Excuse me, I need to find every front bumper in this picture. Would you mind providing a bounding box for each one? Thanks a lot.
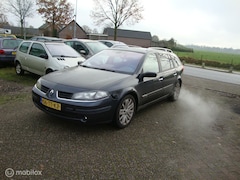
[32,87,117,124]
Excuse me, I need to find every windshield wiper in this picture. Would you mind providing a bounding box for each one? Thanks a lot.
[94,67,116,72]
[80,65,115,72]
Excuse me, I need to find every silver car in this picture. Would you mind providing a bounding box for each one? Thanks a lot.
[64,39,108,59]
[14,40,85,76]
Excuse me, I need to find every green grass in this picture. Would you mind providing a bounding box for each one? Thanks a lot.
[175,50,240,65]
[0,93,30,105]
[0,67,38,86]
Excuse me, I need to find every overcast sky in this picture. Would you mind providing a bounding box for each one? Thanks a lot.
[7,0,240,49]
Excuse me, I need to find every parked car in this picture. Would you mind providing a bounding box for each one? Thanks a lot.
[32,47,184,128]
[14,40,85,76]
[0,37,22,65]
[30,36,63,42]
[64,39,109,59]
[98,40,127,48]
[0,34,17,38]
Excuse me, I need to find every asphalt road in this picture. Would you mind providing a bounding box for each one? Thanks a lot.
[1,74,240,179]
[184,66,240,85]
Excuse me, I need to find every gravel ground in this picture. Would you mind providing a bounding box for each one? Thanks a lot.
[0,74,240,180]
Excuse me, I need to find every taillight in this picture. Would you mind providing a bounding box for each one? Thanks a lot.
[0,49,5,54]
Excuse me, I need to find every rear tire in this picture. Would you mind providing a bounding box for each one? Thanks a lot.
[15,62,24,75]
[169,80,181,101]
[114,95,136,129]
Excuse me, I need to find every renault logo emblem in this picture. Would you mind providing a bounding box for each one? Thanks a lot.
[47,89,54,97]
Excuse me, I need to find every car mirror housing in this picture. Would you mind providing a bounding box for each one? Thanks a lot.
[80,50,87,55]
[138,72,157,82]
[39,54,48,59]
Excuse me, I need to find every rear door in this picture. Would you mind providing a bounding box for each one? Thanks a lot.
[157,53,177,95]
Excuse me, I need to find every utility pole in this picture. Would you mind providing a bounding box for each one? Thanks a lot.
[73,0,78,38]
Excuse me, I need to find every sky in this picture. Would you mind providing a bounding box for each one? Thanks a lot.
[5,0,240,49]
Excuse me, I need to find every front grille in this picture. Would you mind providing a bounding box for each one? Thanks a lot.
[58,91,73,99]
[41,85,50,93]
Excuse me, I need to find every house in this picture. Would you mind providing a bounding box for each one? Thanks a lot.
[103,28,152,47]
[2,25,40,39]
[58,20,87,39]
[39,22,65,37]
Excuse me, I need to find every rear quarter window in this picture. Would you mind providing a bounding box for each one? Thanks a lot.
[19,42,31,53]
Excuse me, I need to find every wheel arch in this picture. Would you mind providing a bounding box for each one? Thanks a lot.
[118,88,139,111]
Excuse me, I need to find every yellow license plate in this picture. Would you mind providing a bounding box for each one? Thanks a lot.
[12,51,16,55]
[41,98,61,111]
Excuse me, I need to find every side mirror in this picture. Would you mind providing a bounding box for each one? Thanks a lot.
[80,50,87,55]
[39,54,48,59]
[138,72,157,82]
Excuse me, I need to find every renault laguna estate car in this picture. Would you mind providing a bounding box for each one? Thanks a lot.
[32,48,183,128]
[14,40,85,76]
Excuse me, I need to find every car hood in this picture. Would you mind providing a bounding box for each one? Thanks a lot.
[42,66,131,90]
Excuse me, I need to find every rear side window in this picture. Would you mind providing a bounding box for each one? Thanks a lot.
[159,57,173,71]
[19,42,31,53]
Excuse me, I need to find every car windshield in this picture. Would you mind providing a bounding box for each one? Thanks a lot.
[2,39,21,49]
[85,42,108,54]
[81,49,144,74]
[46,43,81,57]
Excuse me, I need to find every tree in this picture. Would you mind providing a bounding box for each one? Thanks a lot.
[152,35,159,42]
[92,28,98,34]
[37,0,74,37]
[7,0,35,38]
[0,1,8,27]
[168,38,176,48]
[82,25,92,34]
[91,0,143,40]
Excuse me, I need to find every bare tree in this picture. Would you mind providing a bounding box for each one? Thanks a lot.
[7,0,35,38]
[82,25,92,34]
[91,0,143,40]
[37,0,74,37]
[0,2,8,27]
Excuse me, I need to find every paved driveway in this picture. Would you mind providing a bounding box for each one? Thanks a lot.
[1,75,240,179]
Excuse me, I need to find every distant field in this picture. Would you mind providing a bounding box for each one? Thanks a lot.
[175,50,240,65]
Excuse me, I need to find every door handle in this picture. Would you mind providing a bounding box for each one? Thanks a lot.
[173,72,177,76]
[159,77,164,81]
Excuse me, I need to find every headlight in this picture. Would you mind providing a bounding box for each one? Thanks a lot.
[72,91,109,100]
[35,79,41,90]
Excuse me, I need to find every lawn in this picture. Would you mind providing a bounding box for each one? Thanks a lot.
[175,50,240,65]
[0,67,38,85]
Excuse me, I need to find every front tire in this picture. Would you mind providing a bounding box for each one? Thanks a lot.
[15,62,24,75]
[114,95,136,129]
